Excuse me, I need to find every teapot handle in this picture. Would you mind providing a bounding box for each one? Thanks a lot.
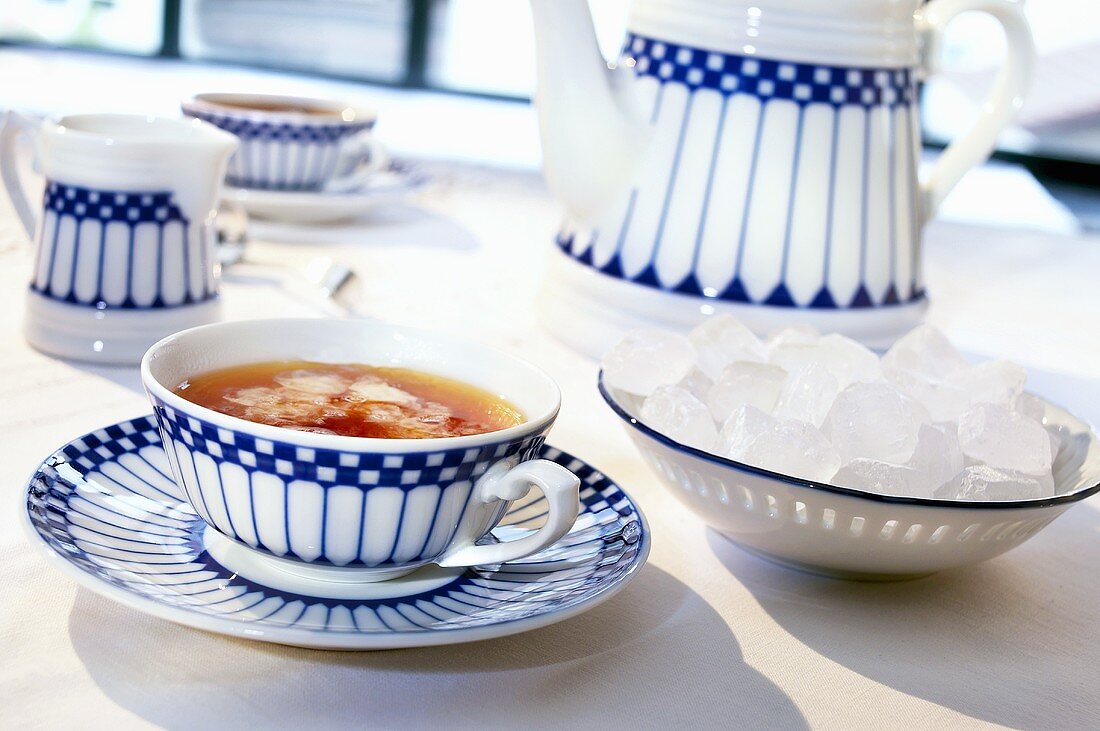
[0,111,42,240]
[915,0,1034,220]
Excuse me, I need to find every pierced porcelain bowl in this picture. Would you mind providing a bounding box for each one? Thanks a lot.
[600,375,1100,580]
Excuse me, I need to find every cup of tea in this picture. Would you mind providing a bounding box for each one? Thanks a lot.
[182,93,387,192]
[0,112,236,364]
[140,318,583,582]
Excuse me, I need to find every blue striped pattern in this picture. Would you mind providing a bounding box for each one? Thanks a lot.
[148,399,549,567]
[24,416,645,640]
[29,180,216,309]
[555,33,924,310]
[184,107,374,191]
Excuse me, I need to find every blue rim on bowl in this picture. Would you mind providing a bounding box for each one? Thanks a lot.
[598,371,1100,511]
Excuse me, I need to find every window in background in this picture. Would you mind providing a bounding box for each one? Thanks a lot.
[426,0,629,97]
[0,0,165,55]
[179,0,411,83]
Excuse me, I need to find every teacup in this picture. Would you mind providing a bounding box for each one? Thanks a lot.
[182,93,386,192]
[140,318,582,582]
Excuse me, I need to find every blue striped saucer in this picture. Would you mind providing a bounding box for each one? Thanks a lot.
[22,415,649,650]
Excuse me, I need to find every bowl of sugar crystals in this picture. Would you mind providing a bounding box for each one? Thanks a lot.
[598,317,1100,580]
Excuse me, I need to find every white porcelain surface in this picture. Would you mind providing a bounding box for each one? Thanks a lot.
[539,250,927,358]
[23,288,222,365]
[602,377,1100,579]
[530,0,1033,346]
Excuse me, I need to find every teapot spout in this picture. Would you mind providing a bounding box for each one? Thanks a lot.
[529,0,646,225]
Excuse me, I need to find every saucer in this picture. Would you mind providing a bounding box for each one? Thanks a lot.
[23,416,648,649]
[221,163,429,224]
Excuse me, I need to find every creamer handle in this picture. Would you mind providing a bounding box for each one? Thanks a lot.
[0,111,41,239]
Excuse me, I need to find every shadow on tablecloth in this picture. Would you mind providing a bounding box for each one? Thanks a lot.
[67,564,807,729]
[709,499,1100,729]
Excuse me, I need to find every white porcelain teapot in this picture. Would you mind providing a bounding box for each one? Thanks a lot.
[531,0,1034,353]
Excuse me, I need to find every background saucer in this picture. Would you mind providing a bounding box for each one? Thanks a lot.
[23,415,649,650]
[222,163,429,224]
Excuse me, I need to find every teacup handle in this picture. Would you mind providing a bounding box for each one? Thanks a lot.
[438,459,581,568]
[0,111,42,240]
[915,0,1034,220]
[324,132,390,194]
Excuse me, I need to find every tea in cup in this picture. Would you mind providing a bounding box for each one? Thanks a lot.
[141,318,582,582]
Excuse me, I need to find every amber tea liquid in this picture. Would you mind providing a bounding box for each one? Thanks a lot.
[174,360,524,439]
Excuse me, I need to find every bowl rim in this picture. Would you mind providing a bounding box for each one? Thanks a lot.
[598,372,1100,511]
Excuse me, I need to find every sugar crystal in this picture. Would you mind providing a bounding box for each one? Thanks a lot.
[706,361,787,422]
[957,403,1052,476]
[773,363,840,427]
[831,458,937,498]
[641,385,717,451]
[602,329,696,395]
[688,315,768,380]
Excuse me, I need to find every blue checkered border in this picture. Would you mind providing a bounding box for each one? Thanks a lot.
[623,33,915,107]
[186,109,374,144]
[42,182,187,225]
[59,416,162,469]
[146,400,549,489]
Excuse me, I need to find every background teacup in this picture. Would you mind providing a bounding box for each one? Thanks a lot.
[182,93,387,192]
[140,318,583,582]
[0,112,236,364]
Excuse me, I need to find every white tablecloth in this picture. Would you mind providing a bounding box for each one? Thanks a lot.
[2,158,1100,731]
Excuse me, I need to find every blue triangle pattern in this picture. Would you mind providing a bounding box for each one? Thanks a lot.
[849,285,874,308]
[575,243,593,266]
[719,278,751,303]
[764,283,796,307]
[883,284,899,305]
[634,264,662,288]
[601,254,624,278]
[673,274,703,295]
[809,287,836,309]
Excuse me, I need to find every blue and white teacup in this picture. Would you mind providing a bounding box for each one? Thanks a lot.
[140,318,582,582]
[182,93,387,192]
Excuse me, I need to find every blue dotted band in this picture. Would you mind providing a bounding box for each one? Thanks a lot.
[186,109,374,144]
[623,34,915,107]
[42,182,186,224]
